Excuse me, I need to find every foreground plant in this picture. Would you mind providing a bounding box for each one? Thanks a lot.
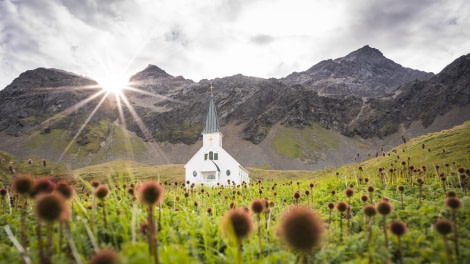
[434,219,454,263]
[250,199,265,246]
[389,220,407,264]
[34,192,66,264]
[445,197,462,258]
[222,208,253,264]
[277,206,324,264]
[90,248,120,264]
[377,200,393,248]
[138,181,164,264]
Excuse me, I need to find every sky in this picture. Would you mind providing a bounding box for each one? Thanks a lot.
[0,0,469,90]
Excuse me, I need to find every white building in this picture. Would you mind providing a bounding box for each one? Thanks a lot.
[184,86,250,187]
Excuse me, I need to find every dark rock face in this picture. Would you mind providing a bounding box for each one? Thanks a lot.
[0,47,468,153]
[283,46,434,97]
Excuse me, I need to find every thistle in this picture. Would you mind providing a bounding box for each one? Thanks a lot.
[34,192,66,264]
[336,201,348,240]
[250,199,265,247]
[389,221,407,264]
[327,202,334,224]
[363,204,376,244]
[138,181,164,264]
[377,200,393,248]
[434,219,453,262]
[397,185,405,210]
[277,206,324,264]
[0,188,7,214]
[90,248,120,264]
[222,208,253,263]
[445,197,462,257]
[367,185,375,203]
[95,185,109,229]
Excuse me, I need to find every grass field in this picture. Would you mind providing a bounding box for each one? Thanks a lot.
[0,121,469,263]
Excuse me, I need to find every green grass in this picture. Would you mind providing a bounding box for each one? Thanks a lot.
[0,121,469,263]
[273,123,341,161]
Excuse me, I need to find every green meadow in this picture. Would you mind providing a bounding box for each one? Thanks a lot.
[0,121,469,263]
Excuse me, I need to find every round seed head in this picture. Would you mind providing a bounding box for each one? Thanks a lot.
[330,190,336,195]
[250,199,265,214]
[277,206,324,252]
[336,201,348,213]
[34,192,65,223]
[127,187,134,196]
[0,188,7,197]
[31,177,56,198]
[90,179,101,188]
[55,181,74,200]
[417,178,424,185]
[363,204,377,217]
[137,181,164,206]
[344,188,354,198]
[434,219,453,236]
[446,190,457,198]
[94,185,109,200]
[397,185,405,192]
[90,249,119,264]
[389,221,407,236]
[293,191,300,200]
[367,186,375,193]
[222,208,253,241]
[13,174,34,195]
[377,201,393,216]
[457,167,466,174]
[327,202,335,210]
[445,197,462,210]
[360,194,369,202]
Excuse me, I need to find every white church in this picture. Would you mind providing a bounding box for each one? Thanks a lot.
[184,85,250,187]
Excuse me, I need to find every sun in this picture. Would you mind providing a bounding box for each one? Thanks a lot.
[96,73,129,94]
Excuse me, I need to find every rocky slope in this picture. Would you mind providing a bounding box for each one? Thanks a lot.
[0,46,468,169]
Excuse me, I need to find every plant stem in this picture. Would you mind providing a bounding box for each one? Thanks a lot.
[451,210,459,257]
[382,216,388,248]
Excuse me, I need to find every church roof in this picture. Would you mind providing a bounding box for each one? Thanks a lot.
[202,93,221,133]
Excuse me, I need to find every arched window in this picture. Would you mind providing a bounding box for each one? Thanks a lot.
[214,153,218,160]
[209,151,214,160]
[204,154,208,160]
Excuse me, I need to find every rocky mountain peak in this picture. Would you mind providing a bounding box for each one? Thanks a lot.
[283,45,434,97]
[129,64,172,81]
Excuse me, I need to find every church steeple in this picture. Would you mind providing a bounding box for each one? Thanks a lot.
[202,84,221,133]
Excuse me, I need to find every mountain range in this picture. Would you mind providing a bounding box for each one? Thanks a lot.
[0,45,469,170]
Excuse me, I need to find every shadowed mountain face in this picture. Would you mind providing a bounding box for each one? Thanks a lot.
[0,46,468,169]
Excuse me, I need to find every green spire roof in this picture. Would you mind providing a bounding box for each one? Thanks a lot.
[202,94,220,133]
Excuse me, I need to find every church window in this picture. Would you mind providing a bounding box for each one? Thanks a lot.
[193,171,197,177]
[204,154,208,160]
[214,153,218,160]
[209,151,214,160]
[226,169,231,176]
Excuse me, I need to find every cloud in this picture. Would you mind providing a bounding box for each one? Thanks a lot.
[0,0,469,89]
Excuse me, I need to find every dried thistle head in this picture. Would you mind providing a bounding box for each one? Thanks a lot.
[277,206,324,252]
[90,249,120,264]
[13,174,34,196]
[222,208,253,241]
[94,185,109,200]
[250,199,265,215]
[377,200,393,216]
[34,192,66,223]
[55,181,74,200]
[445,197,462,210]
[137,181,164,206]
[336,201,348,213]
[389,221,407,236]
[344,188,354,198]
[31,177,56,198]
[434,219,452,236]
[363,204,377,217]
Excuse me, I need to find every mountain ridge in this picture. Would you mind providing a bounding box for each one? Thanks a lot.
[0,46,468,170]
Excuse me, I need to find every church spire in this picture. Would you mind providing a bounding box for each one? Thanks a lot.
[202,84,220,133]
